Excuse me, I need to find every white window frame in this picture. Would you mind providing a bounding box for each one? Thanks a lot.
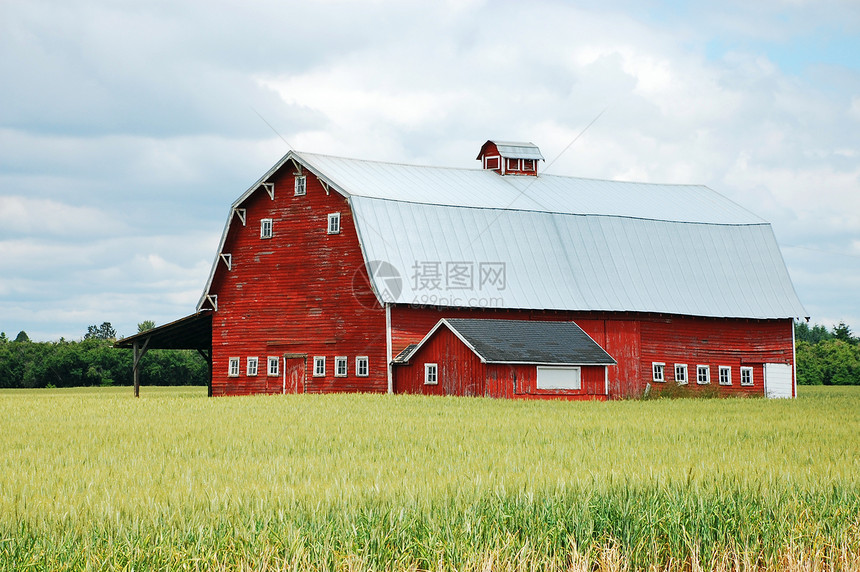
[484,155,500,170]
[294,176,306,196]
[536,366,582,390]
[313,356,326,377]
[719,366,732,386]
[356,356,369,377]
[268,356,279,377]
[697,365,710,385]
[327,212,341,234]
[522,159,535,172]
[228,357,240,377]
[740,366,754,386]
[507,158,521,171]
[247,356,259,377]
[260,218,273,239]
[652,362,665,383]
[424,363,438,385]
[675,364,688,385]
[334,356,347,377]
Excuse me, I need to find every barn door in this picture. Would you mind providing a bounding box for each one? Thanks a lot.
[764,363,793,399]
[283,355,305,394]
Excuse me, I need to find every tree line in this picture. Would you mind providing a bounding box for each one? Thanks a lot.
[0,320,856,389]
[0,322,207,388]
[795,321,860,385]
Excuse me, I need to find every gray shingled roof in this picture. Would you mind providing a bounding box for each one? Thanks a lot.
[426,318,616,365]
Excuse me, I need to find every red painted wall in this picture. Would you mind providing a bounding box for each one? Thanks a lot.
[389,305,794,398]
[207,167,388,396]
[394,325,607,400]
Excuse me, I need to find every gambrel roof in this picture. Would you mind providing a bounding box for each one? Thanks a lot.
[199,150,807,320]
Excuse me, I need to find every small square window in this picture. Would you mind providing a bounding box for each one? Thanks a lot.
[424,363,438,385]
[740,367,754,386]
[675,364,688,385]
[228,357,240,377]
[294,176,306,196]
[485,156,500,170]
[268,356,279,377]
[313,356,326,377]
[247,357,259,377]
[719,366,732,385]
[652,362,665,383]
[327,213,341,234]
[356,356,369,377]
[522,159,535,171]
[334,356,347,377]
[697,365,710,385]
[260,218,273,239]
[507,158,521,171]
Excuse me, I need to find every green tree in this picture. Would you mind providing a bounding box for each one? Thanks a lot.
[0,332,7,344]
[14,331,29,343]
[832,321,856,344]
[137,320,156,333]
[84,322,116,341]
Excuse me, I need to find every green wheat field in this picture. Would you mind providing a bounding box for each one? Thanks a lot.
[0,386,857,571]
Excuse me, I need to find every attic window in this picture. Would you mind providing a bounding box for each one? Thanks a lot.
[522,159,535,171]
[485,156,500,170]
[507,158,521,171]
[260,218,273,239]
[327,213,341,234]
[295,176,306,196]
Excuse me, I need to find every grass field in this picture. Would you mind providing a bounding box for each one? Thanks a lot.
[0,386,857,570]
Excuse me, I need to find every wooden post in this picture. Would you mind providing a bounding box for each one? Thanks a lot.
[197,348,213,397]
[133,337,150,398]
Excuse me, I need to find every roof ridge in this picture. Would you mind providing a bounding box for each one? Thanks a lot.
[350,195,771,227]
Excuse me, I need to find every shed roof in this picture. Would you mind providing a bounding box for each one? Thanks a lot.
[405,318,616,365]
[198,150,807,320]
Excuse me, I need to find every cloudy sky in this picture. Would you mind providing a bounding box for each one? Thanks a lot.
[1,0,858,341]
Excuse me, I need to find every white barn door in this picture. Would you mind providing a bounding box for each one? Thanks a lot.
[764,363,793,399]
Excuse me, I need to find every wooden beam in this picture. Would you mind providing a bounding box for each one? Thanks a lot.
[197,348,213,397]
[132,336,151,398]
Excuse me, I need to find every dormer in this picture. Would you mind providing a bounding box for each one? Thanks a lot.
[476,140,545,176]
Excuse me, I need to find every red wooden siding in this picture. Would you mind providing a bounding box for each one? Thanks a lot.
[390,305,794,398]
[207,167,387,396]
[639,316,794,397]
[394,325,607,400]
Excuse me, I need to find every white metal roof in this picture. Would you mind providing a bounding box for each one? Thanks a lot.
[480,141,546,161]
[198,150,806,319]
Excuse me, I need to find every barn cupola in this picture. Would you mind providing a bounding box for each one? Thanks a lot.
[476,140,545,176]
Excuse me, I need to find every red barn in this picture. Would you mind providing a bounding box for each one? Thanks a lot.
[394,318,616,399]
[117,140,807,399]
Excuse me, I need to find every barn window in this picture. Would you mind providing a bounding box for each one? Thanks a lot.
[228,357,240,377]
[260,218,273,239]
[294,176,306,196]
[247,357,259,377]
[356,356,369,377]
[484,156,500,170]
[313,356,326,377]
[697,365,710,385]
[522,159,535,171]
[719,366,732,385]
[507,158,521,171]
[536,366,581,390]
[334,356,347,377]
[424,363,438,385]
[675,364,688,385]
[268,356,279,377]
[652,362,665,382]
[327,213,341,234]
[740,367,754,386]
